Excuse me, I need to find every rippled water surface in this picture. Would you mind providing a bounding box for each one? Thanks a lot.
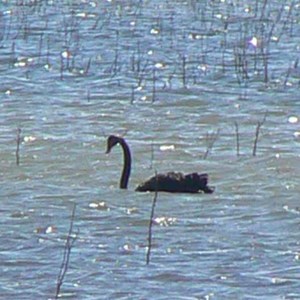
[0,1,300,299]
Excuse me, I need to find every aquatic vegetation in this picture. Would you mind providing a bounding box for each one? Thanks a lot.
[0,2,299,299]
[0,0,299,98]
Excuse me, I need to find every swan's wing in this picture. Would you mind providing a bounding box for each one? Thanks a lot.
[136,172,214,193]
[135,173,179,192]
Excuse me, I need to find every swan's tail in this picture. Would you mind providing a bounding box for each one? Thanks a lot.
[193,173,214,194]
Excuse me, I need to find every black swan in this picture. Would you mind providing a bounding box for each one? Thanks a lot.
[106,135,214,194]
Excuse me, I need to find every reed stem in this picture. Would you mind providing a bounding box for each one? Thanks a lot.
[16,128,22,166]
[253,112,267,156]
[55,203,78,299]
[146,171,158,265]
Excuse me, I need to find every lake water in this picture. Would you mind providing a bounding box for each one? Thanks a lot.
[0,1,300,299]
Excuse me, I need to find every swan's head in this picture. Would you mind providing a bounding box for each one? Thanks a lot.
[106,135,122,154]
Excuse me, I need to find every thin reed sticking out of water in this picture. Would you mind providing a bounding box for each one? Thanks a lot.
[146,171,158,265]
[131,85,135,104]
[182,54,187,88]
[253,112,267,156]
[152,67,157,103]
[55,203,78,299]
[234,122,240,157]
[149,141,154,169]
[203,129,220,159]
[16,128,21,166]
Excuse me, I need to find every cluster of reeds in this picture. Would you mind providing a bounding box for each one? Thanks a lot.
[1,1,298,102]
[4,1,294,297]
[234,112,268,157]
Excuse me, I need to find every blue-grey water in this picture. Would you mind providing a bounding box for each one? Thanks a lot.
[0,1,300,299]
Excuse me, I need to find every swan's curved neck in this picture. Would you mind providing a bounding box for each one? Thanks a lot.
[119,138,131,189]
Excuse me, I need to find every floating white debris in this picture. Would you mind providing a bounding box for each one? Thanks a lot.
[198,64,207,71]
[154,216,177,226]
[271,277,287,284]
[14,61,27,67]
[288,116,298,124]
[148,50,153,55]
[188,33,201,40]
[76,12,87,18]
[271,36,279,42]
[45,226,55,234]
[159,145,175,151]
[150,28,160,35]
[155,62,165,69]
[24,136,36,143]
[294,131,300,138]
[271,278,278,284]
[44,64,51,70]
[123,244,131,251]
[204,293,214,300]
[3,10,12,15]
[89,201,109,210]
[61,50,70,58]
[5,89,11,95]
[248,36,258,48]
[126,207,138,214]
[35,225,56,234]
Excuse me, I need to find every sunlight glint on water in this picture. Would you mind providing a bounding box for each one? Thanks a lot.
[0,1,299,299]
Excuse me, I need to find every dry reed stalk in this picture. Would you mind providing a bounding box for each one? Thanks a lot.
[182,54,187,88]
[131,85,135,104]
[203,129,220,159]
[234,122,240,157]
[55,203,78,299]
[146,171,158,265]
[252,112,267,156]
[16,128,22,166]
[152,67,156,103]
[149,141,154,169]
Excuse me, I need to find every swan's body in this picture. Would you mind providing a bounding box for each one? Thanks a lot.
[106,135,214,194]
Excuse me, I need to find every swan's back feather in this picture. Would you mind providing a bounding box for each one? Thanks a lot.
[135,172,214,193]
